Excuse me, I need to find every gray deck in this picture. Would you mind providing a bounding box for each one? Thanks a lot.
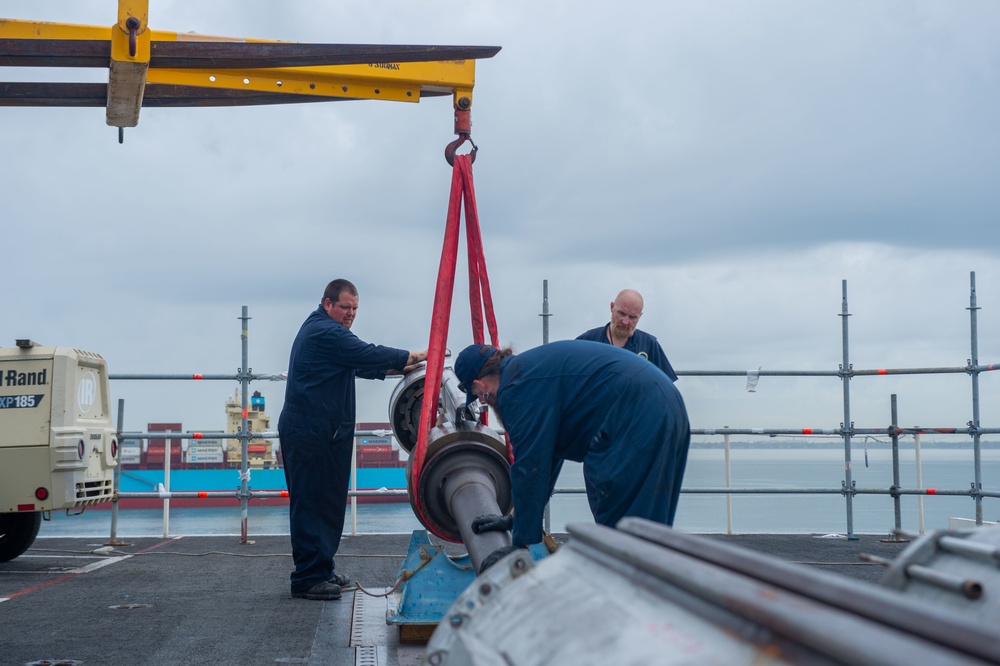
[0,531,913,666]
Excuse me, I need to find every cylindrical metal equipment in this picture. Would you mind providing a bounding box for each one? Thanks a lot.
[881,526,1000,621]
[388,366,429,455]
[443,466,513,567]
[427,520,1000,666]
[389,365,513,570]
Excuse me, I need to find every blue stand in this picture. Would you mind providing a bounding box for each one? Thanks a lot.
[386,529,549,642]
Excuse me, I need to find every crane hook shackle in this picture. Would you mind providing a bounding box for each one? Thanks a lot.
[445,105,477,166]
[126,17,141,58]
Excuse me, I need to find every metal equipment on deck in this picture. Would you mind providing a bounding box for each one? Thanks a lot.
[880,525,1000,623]
[427,519,1000,666]
[385,365,527,640]
[389,365,512,568]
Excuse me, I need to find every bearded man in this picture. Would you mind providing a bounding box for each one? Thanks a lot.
[576,288,677,382]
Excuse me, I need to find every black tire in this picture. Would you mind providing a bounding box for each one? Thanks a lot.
[0,512,42,562]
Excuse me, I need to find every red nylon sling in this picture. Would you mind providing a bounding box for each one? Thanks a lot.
[407,153,502,534]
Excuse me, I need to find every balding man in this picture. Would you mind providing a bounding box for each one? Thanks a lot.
[576,289,678,382]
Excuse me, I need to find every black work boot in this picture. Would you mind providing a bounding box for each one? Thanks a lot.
[292,581,342,600]
[328,571,351,587]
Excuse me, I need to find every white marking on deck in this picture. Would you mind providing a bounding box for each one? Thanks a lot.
[69,555,131,574]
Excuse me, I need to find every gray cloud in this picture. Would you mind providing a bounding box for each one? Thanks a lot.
[2,1,999,441]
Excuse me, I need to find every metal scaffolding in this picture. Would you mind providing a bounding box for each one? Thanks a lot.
[663,271,996,539]
[106,272,997,541]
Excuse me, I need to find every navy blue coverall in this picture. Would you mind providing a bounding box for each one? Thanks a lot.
[495,340,690,547]
[576,324,678,382]
[278,306,409,594]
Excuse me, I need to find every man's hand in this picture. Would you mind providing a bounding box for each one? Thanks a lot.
[472,514,513,534]
[402,349,428,373]
[479,544,524,574]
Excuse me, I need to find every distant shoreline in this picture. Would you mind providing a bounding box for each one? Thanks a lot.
[691,440,1000,449]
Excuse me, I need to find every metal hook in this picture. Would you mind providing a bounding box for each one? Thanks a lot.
[445,135,478,166]
[126,17,141,58]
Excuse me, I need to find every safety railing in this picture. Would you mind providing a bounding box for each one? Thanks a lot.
[106,273,997,541]
[673,272,997,539]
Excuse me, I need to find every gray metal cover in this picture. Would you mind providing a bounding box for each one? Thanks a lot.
[425,521,996,666]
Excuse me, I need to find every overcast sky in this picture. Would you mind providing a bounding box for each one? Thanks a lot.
[2,1,999,446]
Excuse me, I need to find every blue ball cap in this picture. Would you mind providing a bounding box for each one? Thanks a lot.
[454,344,498,404]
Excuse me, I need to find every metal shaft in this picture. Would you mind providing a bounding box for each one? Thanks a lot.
[389,366,513,566]
[443,467,512,571]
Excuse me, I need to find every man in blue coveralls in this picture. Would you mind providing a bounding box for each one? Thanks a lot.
[576,288,678,382]
[454,341,690,572]
[279,279,427,600]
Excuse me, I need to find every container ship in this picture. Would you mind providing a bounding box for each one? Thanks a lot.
[112,390,407,508]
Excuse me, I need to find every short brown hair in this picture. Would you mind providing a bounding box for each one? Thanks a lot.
[322,279,358,304]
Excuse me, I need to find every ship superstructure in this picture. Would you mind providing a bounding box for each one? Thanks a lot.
[225,389,274,469]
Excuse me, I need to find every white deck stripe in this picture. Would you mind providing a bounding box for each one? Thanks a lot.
[69,555,132,574]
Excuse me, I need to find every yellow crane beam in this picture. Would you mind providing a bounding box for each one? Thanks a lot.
[108,1,150,127]
[0,1,499,133]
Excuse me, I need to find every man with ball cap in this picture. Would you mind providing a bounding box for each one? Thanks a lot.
[453,340,690,571]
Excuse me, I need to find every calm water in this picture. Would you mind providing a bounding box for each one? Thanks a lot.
[38,448,1000,538]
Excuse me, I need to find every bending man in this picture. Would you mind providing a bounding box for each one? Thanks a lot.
[454,340,690,567]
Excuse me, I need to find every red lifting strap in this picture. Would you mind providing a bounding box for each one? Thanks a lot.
[408,154,500,529]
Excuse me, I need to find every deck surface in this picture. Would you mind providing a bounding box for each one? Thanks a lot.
[0,531,915,665]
